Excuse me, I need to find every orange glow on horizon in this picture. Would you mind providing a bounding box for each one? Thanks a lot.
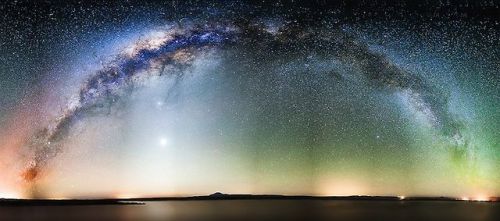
[317,179,368,196]
[113,193,141,199]
[472,195,490,202]
[0,190,22,199]
[460,194,492,202]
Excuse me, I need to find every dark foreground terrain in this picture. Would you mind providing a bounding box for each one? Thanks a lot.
[1,195,499,221]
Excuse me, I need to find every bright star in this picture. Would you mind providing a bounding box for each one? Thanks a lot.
[159,137,169,147]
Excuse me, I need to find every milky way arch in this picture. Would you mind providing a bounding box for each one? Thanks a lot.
[22,21,467,191]
[23,23,239,183]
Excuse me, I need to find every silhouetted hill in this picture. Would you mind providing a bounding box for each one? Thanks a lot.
[1,193,497,206]
[0,198,143,206]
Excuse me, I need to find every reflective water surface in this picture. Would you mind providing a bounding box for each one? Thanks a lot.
[1,200,499,221]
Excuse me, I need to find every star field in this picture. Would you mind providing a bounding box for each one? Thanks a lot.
[0,0,498,199]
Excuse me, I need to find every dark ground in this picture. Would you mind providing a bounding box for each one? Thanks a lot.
[1,195,498,221]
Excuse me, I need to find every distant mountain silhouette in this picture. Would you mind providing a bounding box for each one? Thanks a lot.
[1,193,498,206]
[209,192,225,197]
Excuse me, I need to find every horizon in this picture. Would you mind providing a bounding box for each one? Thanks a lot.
[1,192,498,202]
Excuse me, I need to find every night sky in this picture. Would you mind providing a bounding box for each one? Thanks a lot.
[0,0,498,199]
